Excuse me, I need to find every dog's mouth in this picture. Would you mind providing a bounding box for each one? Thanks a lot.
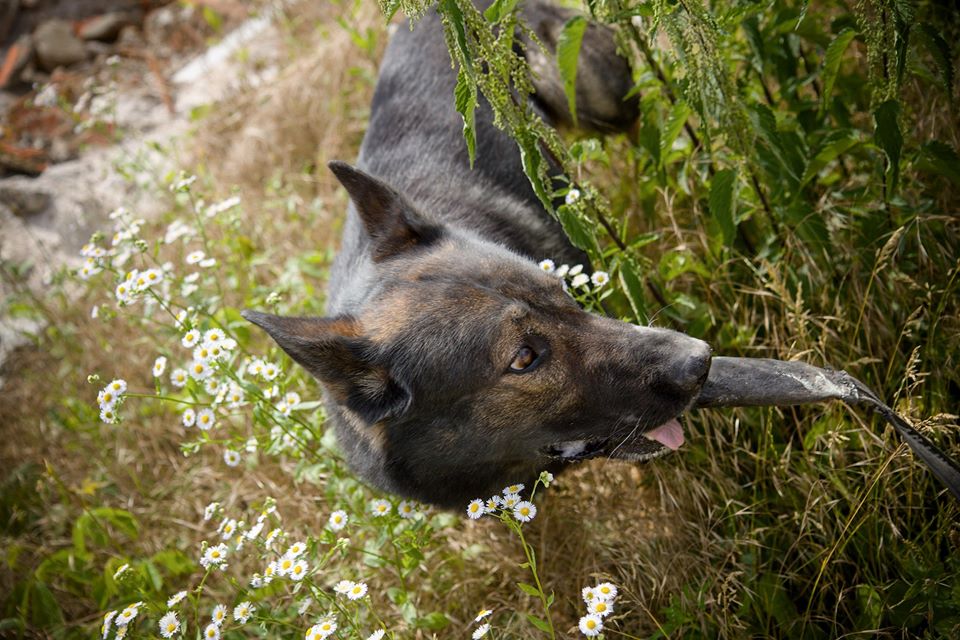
[544,417,685,462]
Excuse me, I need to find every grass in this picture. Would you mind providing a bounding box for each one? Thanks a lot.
[1,0,959,638]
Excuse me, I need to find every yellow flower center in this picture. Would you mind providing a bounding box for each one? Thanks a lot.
[587,620,597,629]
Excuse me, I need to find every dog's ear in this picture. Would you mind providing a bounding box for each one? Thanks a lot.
[328,161,442,261]
[241,310,410,424]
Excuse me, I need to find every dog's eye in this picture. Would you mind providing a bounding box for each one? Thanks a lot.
[509,346,538,372]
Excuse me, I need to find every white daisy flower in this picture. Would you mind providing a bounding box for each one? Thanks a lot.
[225,385,245,408]
[571,273,590,288]
[201,543,228,568]
[97,388,118,408]
[466,499,485,520]
[204,378,222,396]
[538,258,556,273]
[250,573,263,588]
[116,605,138,626]
[246,520,265,540]
[203,502,219,521]
[203,622,220,640]
[153,356,167,377]
[222,337,238,351]
[199,257,217,268]
[398,501,417,518]
[333,579,354,595]
[233,601,253,623]
[170,368,188,388]
[276,400,292,416]
[347,581,368,600]
[590,271,610,288]
[588,599,614,617]
[287,541,306,557]
[113,563,130,580]
[223,449,241,467]
[370,499,391,517]
[582,586,598,604]
[569,264,584,276]
[307,619,337,639]
[503,484,524,495]
[196,408,215,430]
[167,590,188,607]
[99,406,118,424]
[203,328,226,345]
[367,630,386,640]
[289,559,309,581]
[484,496,502,513]
[595,582,618,600]
[182,408,196,427]
[276,555,295,576]
[187,360,213,380]
[211,604,227,625]
[186,250,205,265]
[159,611,180,638]
[182,329,201,348]
[554,264,570,278]
[142,268,163,288]
[473,623,491,639]
[107,379,127,394]
[578,614,603,636]
[265,528,282,549]
[247,360,265,376]
[193,345,214,362]
[513,501,537,523]
[220,518,237,539]
[328,510,348,531]
[101,610,116,639]
[502,493,520,509]
[262,362,280,380]
[263,561,276,583]
[285,391,301,406]
[565,188,581,205]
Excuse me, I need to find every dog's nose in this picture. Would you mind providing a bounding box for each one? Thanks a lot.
[670,341,712,393]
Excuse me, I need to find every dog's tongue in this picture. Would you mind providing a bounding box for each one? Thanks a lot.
[644,418,684,450]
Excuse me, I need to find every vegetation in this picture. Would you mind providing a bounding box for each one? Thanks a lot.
[1,0,958,638]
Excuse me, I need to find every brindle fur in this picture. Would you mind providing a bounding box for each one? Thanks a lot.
[244,1,712,508]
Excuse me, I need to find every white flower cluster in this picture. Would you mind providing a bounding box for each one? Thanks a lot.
[333,579,369,600]
[578,582,619,636]
[101,601,143,640]
[538,259,610,292]
[472,608,493,638]
[97,378,126,423]
[466,484,537,523]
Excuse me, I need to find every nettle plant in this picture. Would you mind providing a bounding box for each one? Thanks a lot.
[75,174,621,639]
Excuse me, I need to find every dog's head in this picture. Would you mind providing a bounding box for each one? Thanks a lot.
[243,163,710,508]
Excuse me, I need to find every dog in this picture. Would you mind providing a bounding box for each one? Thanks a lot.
[243,1,712,509]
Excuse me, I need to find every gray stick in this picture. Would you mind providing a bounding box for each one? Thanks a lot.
[694,357,960,503]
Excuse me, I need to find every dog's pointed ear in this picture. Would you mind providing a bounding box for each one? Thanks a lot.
[328,161,442,261]
[241,310,410,424]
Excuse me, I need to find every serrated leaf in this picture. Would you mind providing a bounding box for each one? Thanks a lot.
[919,24,953,99]
[454,67,477,167]
[660,101,692,166]
[556,205,598,255]
[874,100,902,196]
[517,134,552,211]
[709,168,738,247]
[557,16,588,126]
[820,28,857,114]
[799,130,861,190]
[517,581,542,597]
[526,614,553,633]
[619,260,649,325]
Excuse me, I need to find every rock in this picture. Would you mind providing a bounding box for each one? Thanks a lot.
[0,34,33,89]
[0,182,52,217]
[34,19,87,72]
[78,12,138,43]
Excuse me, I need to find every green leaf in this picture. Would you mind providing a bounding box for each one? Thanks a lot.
[556,205,598,255]
[919,24,953,99]
[557,16,588,126]
[454,67,477,167]
[798,130,861,190]
[483,0,518,22]
[874,100,902,196]
[917,141,960,186]
[619,260,649,325]
[526,614,553,633]
[820,28,857,114]
[417,611,450,630]
[517,134,552,211]
[660,101,692,166]
[517,581,542,597]
[708,168,738,247]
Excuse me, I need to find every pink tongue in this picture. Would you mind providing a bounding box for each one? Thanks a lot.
[644,418,685,450]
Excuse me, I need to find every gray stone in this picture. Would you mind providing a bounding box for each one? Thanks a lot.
[34,19,87,72]
[0,182,52,217]
[78,12,137,43]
